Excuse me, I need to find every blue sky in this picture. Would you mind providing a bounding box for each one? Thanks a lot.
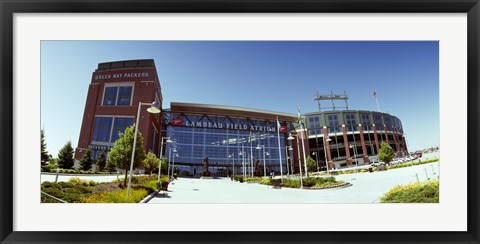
[41,41,439,157]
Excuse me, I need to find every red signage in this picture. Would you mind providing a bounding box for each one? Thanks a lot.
[280,126,287,133]
[171,118,183,126]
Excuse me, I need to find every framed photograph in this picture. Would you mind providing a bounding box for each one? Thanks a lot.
[1,0,479,243]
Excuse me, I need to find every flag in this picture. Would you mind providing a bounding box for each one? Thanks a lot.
[371,91,377,97]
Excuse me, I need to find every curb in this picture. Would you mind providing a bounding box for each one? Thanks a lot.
[140,189,160,203]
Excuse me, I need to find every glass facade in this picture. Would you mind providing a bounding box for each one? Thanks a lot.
[164,113,289,172]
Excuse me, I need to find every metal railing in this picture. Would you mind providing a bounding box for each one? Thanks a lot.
[41,191,67,203]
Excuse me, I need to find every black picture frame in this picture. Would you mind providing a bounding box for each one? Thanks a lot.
[1,1,479,244]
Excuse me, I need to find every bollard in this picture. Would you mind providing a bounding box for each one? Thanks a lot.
[424,168,429,180]
[415,173,419,183]
[431,164,436,175]
[55,168,60,183]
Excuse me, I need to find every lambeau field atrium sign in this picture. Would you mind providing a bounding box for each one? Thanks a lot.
[171,118,287,133]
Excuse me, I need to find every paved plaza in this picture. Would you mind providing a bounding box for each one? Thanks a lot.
[147,162,440,204]
[40,153,440,204]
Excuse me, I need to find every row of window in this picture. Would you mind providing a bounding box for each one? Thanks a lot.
[307,113,403,133]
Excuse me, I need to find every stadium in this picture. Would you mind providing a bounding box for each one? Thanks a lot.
[75,59,408,175]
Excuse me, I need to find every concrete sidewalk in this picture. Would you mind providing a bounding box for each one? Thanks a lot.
[147,162,439,204]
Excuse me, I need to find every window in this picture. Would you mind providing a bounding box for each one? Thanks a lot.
[361,114,371,131]
[327,114,340,133]
[111,117,134,142]
[149,125,158,152]
[117,86,133,105]
[373,115,383,130]
[384,115,392,131]
[345,113,356,131]
[103,87,117,106]
[92,117,113,142]
[103,85,133,106]
[92,117,134,143]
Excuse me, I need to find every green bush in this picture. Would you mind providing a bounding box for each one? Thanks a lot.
[82,188,148,203]
[141,180,159,192]
[282,178,301,188]
[380,179,439,203]
[234,175,244,182]
[41,181,94,203]
[387,158,439,170]
[260,177,271,185]
[68,177,98,187]
[245,177,262,183]
[41,163,57,172]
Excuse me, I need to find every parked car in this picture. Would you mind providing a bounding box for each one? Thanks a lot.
[370,161,387,170]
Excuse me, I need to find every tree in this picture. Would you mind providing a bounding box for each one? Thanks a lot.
[41,129,50,165]
[143,152,159,175]
[57,141,75,169]
[96,150,106,172]
[79,148,94,171]
[378,141,395,164]
[306,155,317,173]
[160,157,168,174]
[106,160,117,173]
[107,124,146,186]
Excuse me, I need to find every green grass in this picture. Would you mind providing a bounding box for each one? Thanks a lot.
[380,179,439,203]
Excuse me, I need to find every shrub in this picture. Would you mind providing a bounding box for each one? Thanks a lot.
[68,177,98,187]
[82,188,148,203]
[380,179,439,203]
[41,163,57,172]
[245,177,262,183]
[141,180,159,192]
[260,177,271,185]
[234,175,244,182]
[282,178,301,188]
[41,181,94,203]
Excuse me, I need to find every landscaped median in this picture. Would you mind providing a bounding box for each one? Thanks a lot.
[41,175,170,203]
[380,179,439,203]
[233,175,350,190]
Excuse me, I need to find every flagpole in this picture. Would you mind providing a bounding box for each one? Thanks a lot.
[250,131,254,177]
[373,91,380,112]
[276,116,284,183]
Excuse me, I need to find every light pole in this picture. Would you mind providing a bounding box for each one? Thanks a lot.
[288,133,303,188]
[256,144,267,177]
[322,129,332,174]
[168,147,177,178]
[312,151,320,173]
[299,121,308,178]
[228,153,235,178]
[285,146,292,175]
[350,144,358,170]
[157,137,172,182]
[239,151,245,179]
[287,146,293,175]
[172,153,179,178]
[403,134,410,157]
[127,101,160,197]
